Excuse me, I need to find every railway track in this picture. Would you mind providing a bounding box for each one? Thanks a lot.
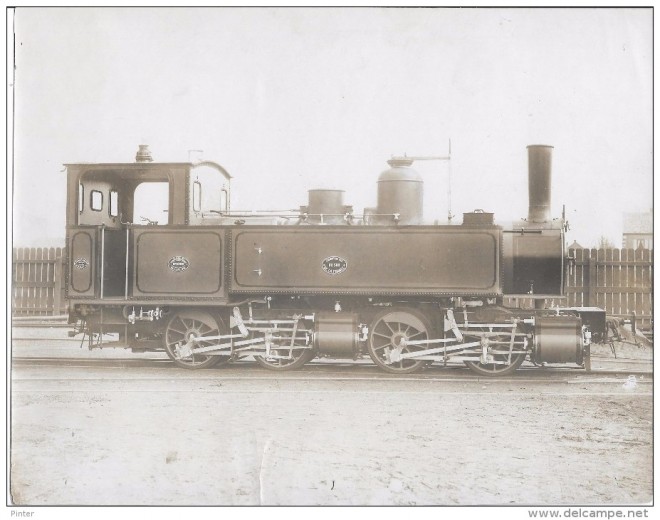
[11,328,653,381]
[10,355,653,382]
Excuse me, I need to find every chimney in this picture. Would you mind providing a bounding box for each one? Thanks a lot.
[135,145,153,163]
[527,145,553,223]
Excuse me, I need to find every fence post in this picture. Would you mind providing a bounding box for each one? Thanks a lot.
[586,251,597,307]
[53,253,62,315]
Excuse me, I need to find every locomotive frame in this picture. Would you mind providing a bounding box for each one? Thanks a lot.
[64,144,592,376]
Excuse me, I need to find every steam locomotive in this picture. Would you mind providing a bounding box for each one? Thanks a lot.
[65,144,591,376]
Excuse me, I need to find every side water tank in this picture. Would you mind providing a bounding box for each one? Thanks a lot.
[376,158,423,225]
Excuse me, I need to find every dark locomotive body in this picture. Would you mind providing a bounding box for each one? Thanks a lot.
[65,145,590,375]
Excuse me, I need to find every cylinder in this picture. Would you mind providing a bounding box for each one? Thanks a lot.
[527,145,553,223]
[534,316,583,364]
[314,312,358,358]
[306,189,346,224]
[376,158,423,225]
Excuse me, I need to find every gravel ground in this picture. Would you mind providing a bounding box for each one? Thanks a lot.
[9,364,653,506]
[9,326,654,506]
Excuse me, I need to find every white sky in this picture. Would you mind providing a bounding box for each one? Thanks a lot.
[11,7,652,247]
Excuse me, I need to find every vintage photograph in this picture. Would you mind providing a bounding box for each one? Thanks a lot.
[8,7,653,512]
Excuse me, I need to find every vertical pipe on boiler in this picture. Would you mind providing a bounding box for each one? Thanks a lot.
[125,228,130,298]
[100,226,105,298]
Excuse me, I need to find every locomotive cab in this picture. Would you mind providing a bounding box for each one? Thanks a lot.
[65,146,232,301]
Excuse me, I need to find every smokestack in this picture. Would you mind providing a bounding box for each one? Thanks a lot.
[527,144,553,223]
[135,145,153,163]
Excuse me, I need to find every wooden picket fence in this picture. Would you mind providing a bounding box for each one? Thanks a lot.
[12,247,66,317]
[567,248,653,328]
[11,247,654,327]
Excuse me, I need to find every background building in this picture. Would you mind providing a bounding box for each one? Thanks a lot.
[622,209,653,249]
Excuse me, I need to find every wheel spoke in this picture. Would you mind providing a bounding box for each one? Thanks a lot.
[180,318,192,329]
[200,324,213,335]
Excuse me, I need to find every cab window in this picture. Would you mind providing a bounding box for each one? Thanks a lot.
[192,181,202,212]
[109,190,119,217]
[78,184,84,213]
[90,190,103,211]
[133,182,169,225]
